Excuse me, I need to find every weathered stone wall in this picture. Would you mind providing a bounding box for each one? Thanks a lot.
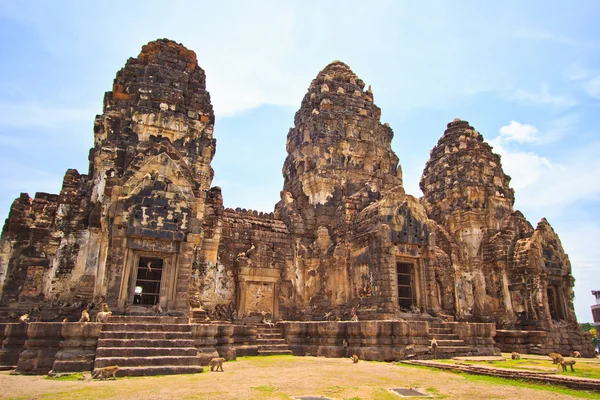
[279,321,497,360]
[495,328,596,357]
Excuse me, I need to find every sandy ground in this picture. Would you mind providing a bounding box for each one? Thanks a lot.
[0,356,595,400]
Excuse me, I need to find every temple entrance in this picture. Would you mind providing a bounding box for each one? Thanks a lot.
[396,262,414,310]
[133,257,163,306]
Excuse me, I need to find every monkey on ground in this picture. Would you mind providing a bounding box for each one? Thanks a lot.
[511,352,521,360]
[19,314,29,324]
[558,359,576,372]
[430,338,438,359]
[92,365,119,380]
[79,310,90,323]
[571,351,581,358]
[548,352,562,364]
[351,354,359,363]
[208,357,225,371]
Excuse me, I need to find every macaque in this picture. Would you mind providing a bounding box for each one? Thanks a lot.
[208,357,225,371]
[351,354,359,363]
[92,365,119,380]
[558,360,576,372]
[79,310,90,323]
[430,338,438,359]
[571,351,581,358]
[19,314,29,324]
[511,352,521,360]
[96,311,112,323]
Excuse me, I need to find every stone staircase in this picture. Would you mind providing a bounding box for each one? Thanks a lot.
[256,325,293,356]
[427,323,470,358]
[93,316,204,376]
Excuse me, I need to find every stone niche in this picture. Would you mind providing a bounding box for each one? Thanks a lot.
[236,266,280,319]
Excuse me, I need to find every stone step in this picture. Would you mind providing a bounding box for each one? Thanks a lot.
[257,344,292,351]
[256,332,284,339]
[256,349,293,356]
[429,328,453,334]
[108,316,189,324]
[428,333,459,340]
[96,347,198,358]
[94,356,201,368]
[256,325,280,330]
[97,338,197,348]
[100,331,192,340]
[101,323,191,332]
[256,338,287,345]
[430,346,470,353]
[115,365,204,377]
[435,340,466,347]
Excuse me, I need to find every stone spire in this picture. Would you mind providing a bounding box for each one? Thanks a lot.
[280,60,402,212]
[91,38,216,189]
[420,118,514,225]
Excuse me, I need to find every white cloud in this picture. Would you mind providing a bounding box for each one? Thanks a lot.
[497,120,539,143]
[583,75,600,99]
[511,84,577,108]
[0,101,97,129]
[489,138,552,190]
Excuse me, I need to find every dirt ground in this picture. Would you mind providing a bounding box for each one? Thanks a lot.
[0,355,596,400]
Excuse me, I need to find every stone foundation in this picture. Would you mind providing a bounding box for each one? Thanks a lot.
[495,328,596,357]
[279,320,498,361]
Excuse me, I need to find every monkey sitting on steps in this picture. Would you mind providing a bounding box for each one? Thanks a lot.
[208,357,225,371]
[19,314,29,324]
[79,310,90,323]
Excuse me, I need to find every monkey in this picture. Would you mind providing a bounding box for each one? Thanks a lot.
[62,318,69,323]
[351,354,359,363]
[152,304,162,314]
[511,352,521,360]
[548,352,563,364]
[430,338,438,359]
[96,311,112,323]
[102,303,110,312]
[571,351,581,358]
[79,310,90,323]
[558,359,576,372]
[19,314,29,324]
[92,365,120,380]
[208,357,225,372]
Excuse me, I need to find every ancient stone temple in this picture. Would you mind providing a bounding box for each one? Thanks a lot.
[0,39,595,369]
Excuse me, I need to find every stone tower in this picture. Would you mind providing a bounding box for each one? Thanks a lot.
[0,39,220,313]
[275,61,437,319]
[421,119,577,328]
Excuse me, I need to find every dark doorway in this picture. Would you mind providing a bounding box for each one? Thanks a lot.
[547,286,563,320]
[396,262,413,310]
[133,257,163,306]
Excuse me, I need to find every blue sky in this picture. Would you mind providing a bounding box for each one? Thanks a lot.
[0,1,598,321]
